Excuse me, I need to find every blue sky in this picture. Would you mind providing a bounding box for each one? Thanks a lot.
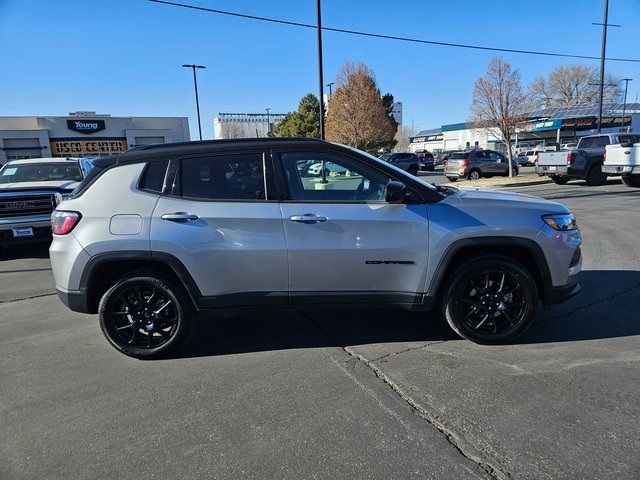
[1,0,639,139]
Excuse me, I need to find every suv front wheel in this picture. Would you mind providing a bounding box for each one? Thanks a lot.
[440,256,538,344]
[98,272,192,358]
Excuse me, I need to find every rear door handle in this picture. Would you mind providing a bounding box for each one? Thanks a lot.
[290,214,328,224]
[161,212,199,221]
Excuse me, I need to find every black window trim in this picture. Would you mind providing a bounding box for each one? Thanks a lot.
[137,158,172,195]
[164,149,278,203]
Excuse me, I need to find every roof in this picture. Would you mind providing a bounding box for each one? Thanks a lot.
[529,103,640,119]
[3,157,82,165]
[413,128,442,136]
[118,137,327,162]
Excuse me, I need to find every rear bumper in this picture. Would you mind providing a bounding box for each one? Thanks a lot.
[602,165,640,174]
[57,287,91,313]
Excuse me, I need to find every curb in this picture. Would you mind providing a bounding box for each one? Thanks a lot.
[454,178,552,189]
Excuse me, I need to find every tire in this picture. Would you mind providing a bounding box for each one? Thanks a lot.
[585,163,608,186]
[551,175,570,185]
[98,272,193,359]
[408,165,419,176]
[467,169,481,180]
[447,177,458,182]
[440,256,538,344]
[621,173,640,188]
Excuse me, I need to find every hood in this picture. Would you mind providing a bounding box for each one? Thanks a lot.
[451,188,567,211]
[0,180,79,192]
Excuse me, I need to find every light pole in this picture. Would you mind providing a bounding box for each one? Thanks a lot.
[265,108,271,136]
[620,78,633,132]
[316,0,325,141]
[182,64,206,140]
[592,0,620,133]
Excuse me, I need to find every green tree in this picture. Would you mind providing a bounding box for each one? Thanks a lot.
[272,94,320,138]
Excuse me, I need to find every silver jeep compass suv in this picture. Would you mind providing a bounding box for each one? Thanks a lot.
[50,138,582,358]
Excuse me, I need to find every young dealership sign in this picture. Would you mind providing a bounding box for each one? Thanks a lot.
[66,119,106,134]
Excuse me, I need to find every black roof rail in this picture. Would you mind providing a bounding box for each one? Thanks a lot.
[126,137,322,153]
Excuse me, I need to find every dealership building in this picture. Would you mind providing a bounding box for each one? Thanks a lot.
[409,103,640,154]
[0,112,190,164]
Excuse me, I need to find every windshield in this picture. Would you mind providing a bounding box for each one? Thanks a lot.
[0,162,83,184]
[342,145,437,190]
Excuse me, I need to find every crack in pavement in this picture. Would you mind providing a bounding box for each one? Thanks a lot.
[535,281,640,326]
[301,312,510,480]
[369,341,446,363]
[0,293,57,305]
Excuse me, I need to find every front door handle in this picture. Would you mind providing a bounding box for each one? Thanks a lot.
[161,212,199,221]
[290,214,328,224]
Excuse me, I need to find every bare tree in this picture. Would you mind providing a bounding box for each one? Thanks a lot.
[222,122,250,139]
[469,57,527,177]
[325,62,397,154]
[529,64,622,108]
[393,125,413,152]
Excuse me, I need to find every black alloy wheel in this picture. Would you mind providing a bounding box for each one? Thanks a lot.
[621,173,640,188]
[585,163,608,186]
[99,274,191,358]
[441,256,538,344]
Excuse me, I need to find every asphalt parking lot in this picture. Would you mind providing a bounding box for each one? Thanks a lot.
[1,179,639,480]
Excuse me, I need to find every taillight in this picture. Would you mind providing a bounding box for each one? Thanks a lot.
[443,160,448,168]
[51,210,81,235]
[603,149,607,163]
[567,152,576,165]
[460,160,470,168]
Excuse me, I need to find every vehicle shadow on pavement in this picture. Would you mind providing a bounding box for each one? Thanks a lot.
[172,270,640,359]
[0,243,50,261]
[173,308,457,359]
[519,269,640,344]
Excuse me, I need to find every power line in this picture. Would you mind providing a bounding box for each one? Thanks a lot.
[148,0,640,63]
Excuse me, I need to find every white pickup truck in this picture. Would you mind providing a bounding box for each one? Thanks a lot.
[535,133,640,186]
[603,141,640,187]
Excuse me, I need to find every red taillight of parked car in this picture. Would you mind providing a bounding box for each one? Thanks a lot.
[566,152,576,165]
[603,149,607,163]
[460,160,470,168]
[51,210,81,235]
[443,160,448,168]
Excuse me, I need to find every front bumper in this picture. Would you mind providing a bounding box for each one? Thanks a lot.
[544,281,581,305]
[602,165,640,174]
[0,216,52,243]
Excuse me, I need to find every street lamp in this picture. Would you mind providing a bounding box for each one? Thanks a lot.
[326,82,335,97]
[316,0,325,140]
[265,107,271,136]
[182,64,206,140]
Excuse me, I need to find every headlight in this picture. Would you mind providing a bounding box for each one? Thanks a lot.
[542,213,578,231]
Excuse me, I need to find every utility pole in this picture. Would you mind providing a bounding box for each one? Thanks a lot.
[182,64,206,140]
[592,0,620,133]
[316,0,325,140]
[265,107,271,136]
[620,78,632,132]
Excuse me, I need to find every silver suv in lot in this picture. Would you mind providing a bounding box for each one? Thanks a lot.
[51,139,582,358]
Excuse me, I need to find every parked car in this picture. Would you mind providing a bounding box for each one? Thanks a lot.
[380,152,422,175]
[535,134,640,185]
[414,150,436,171]
[50,138,581,358]
[444,150,519,181]
[307,161,349,177]
[603,140,640,187]
[0,157,93,244]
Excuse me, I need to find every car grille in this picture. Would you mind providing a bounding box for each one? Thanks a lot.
[0,194,56,218]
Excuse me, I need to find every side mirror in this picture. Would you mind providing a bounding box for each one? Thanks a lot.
[385,181,407,203]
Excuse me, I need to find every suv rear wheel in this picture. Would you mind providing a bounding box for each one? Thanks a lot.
[467,169,481,180]
[440,256,538,344]
[98,272,192,359]
[408,165,419,176]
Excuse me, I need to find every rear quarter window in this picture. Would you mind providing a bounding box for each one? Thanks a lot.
[139,160,170,193]
[449,152,470,160]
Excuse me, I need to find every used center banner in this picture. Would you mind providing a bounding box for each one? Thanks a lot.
[50,138,128,156]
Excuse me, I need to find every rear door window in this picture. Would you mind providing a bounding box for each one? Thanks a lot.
[178,153,272,201]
